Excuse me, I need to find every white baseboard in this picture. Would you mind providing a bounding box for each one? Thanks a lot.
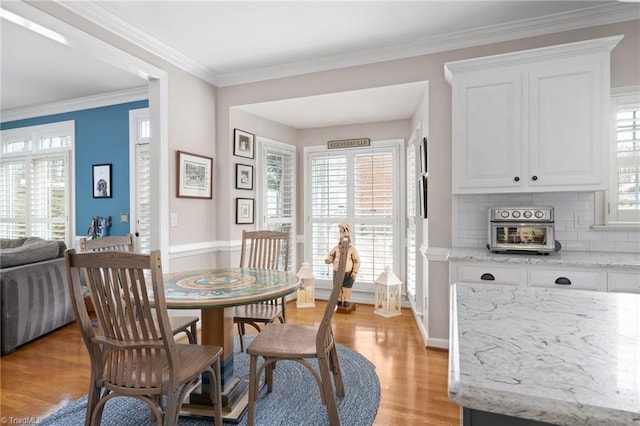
[427,337,449,349]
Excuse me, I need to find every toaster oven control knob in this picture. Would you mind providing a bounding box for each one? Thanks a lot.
[514,176,520,182]
[512,211,521,218]
[501,211,509,218]
[523,211,532,218]
[535,210,544,218]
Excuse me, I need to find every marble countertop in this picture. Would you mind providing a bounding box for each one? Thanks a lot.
[449,283,640,425]
[448,247,640,268]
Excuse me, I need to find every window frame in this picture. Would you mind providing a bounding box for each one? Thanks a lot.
[0,120,75,246]
[256,136,296,271]
[596,86,640,229]
[303,139,405,294]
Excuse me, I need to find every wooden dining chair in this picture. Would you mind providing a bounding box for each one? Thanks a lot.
[246,237,349,426]
[79,234,200,344]
[234,230,290,352]
[64,249,223,426]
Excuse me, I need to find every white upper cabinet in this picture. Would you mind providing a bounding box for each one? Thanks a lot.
[445,36,623,194]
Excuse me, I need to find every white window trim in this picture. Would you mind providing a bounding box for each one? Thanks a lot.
[256,136,297,269]
[0,120,75,246]
[303,139,405,290]
[595,85,640,230]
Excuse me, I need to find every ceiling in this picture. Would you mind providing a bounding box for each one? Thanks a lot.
[1,1,634,128]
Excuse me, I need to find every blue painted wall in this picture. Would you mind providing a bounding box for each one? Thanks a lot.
[1,100,148,237]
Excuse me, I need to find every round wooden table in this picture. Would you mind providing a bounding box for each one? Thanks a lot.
[160,267,300,421]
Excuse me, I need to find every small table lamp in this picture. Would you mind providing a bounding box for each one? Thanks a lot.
[374,266,402,318]
[296,262,315,308]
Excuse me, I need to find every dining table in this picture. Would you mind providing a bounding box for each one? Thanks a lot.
[159,267,300,423]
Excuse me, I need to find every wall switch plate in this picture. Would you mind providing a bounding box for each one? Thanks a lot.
[573,213,588,229]
[120,213,129,224]
[170,213,178,227]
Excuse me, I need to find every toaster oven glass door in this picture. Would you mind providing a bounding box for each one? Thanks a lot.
[490,223,554,252]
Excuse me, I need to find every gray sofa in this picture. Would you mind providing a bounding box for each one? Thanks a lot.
[1,237,73,355]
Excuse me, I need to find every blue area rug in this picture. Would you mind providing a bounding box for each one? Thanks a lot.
[41,336,380,425]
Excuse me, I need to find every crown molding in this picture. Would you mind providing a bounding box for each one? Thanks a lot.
[1,87,148,123]
[56,2,638,88]
[444,34,624,82]
[218,3,640,86]
[56,1,219,86]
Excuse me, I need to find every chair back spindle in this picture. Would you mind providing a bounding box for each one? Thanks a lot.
[64,249,223,425]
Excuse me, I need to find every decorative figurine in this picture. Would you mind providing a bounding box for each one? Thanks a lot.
[325,223,361,311]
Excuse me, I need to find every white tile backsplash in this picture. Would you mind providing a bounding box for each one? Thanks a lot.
[452,192,640,253]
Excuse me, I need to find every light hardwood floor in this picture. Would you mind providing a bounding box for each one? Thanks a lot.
[0,302,460,425]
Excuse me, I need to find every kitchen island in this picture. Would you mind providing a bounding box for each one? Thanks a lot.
[449,282,640,425]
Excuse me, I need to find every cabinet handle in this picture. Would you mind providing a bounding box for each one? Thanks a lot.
[554,277,572,285]
[531,175,538,181]
[480,273,495,281]
[514,176,520,182]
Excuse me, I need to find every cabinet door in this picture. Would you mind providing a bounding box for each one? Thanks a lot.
[452,70,524,193]
[528,56,607,189]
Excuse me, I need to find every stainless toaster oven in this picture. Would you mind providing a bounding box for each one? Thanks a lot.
[488,207,558,254]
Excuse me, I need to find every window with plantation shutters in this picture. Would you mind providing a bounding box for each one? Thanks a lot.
[0,121,73,245]
[306,141,402,286]
[406,140,417,302]
[608,91,640,224]
[130,108,151,253]
[257,137,296,270]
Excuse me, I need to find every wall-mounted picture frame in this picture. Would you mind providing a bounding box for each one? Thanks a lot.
[236,198,255,224]
[92,163,112,198]
[420,175,428,219]
[420,137,428,175]
[234,128,255,159]
[177,150,213,199]
[235,163,253,190]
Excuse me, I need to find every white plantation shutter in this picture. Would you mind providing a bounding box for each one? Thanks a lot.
[29,155,68,240]
[258,138,296,270]
[406,141,417,301]
[0,160,27,238]
[310,154,348,278]
[130,109,151,253]
[353,152,394,283]
[135,144,151,253]
[0,121,72,245]
[609,93,640,224]
[307,143,401,285]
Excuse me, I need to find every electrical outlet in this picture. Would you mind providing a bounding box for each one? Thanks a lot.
[120,213,129,224]
[170,213,178,227]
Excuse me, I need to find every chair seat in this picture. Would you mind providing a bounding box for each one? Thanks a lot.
[174,344,223,383]
[169,316,199,343]
[234,304,283,323]
[246,323,320,358]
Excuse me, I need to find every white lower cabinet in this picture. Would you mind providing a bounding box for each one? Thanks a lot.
[450,261,630,293]
[608,272,640,294]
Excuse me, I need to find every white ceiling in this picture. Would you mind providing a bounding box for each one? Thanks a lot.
[1,1,636,128]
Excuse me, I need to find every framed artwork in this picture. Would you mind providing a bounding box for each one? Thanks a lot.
[420,137,428,175]
[234,128,255,159]
[92,164,112,198]
[236,198,255,224]
[176,150,213,199]
[235,164,253,190]
[420,175,428,219]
